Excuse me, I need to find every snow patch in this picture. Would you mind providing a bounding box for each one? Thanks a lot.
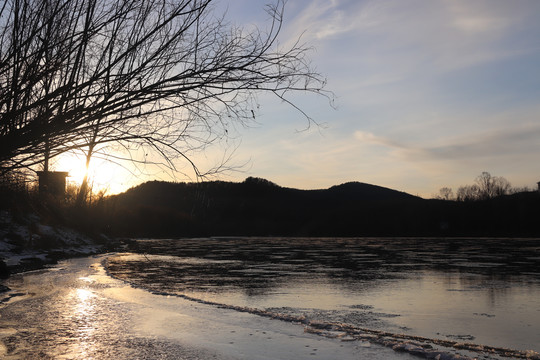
[0,210,105,273]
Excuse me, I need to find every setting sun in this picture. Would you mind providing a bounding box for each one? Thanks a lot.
[53,152,136,195]
[54,153,87,185]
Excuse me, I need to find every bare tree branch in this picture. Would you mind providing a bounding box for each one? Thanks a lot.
[0,0,331,190]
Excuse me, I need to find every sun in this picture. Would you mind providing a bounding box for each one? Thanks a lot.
[53,152,135,195]
[54,153,88,185]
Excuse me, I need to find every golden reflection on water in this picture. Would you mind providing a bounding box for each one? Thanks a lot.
[67,285,97,359]
[76,288,95,304]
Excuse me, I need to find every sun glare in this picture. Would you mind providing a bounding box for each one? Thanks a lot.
[53,152,135,195]
[55,154,88,185]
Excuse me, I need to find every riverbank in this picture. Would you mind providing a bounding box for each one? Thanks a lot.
[0,209,113,277]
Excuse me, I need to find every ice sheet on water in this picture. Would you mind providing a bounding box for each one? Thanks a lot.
[265,306,400,330]
[114,253,241,265]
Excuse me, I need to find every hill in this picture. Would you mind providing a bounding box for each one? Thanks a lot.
[101,177,422,237]
[96,177,540,238]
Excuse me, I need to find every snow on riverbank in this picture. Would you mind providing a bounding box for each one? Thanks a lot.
[0,209,106,276]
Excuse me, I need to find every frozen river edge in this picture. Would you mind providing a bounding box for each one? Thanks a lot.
[0,254,418,359]
[0,254,537,359]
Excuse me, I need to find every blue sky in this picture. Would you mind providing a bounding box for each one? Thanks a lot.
[58,0,540,197]
[208,0,540,197]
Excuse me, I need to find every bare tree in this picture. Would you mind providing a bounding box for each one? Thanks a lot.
[456,172,512,201]
[474,171,511,200]
[0,0,329,194]
[438,187,454,200]
[456,184,480,201]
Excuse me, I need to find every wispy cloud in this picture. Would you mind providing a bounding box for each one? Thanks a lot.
[285,0,370,40]
[290,0,540,76]
[421,125,540,160]
[354,123,540,163]
[210,1,540,196]
[353,130,404,149]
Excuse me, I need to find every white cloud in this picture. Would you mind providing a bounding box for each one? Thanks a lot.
[445,0,514,34]
[353,130,404,149]
[354,122,540,165]
[283,0,379,41]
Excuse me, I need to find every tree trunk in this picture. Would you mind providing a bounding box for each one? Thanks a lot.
[76,145,94,207]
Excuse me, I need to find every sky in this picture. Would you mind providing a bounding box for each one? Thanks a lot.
[58,0,540,198]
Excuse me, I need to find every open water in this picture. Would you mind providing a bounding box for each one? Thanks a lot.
[106,237,540,359]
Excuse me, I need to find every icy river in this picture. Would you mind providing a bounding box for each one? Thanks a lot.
[1,237,539,359]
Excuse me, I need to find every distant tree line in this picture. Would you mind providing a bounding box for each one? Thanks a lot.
[437,172,532,201]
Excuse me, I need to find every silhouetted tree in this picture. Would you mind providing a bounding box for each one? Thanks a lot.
[438,187,454,200]
[456,184,480,201]
[474,171,511,200]
[0,0,328,187]
[456,172,512,201]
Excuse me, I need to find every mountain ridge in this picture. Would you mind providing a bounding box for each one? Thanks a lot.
[104,177,423,237]
[100,177,539,238]
[120,177,420,201]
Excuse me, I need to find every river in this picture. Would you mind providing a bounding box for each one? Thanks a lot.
[1,237,539,359]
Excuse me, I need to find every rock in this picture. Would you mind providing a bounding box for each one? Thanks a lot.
[0,260,9,278]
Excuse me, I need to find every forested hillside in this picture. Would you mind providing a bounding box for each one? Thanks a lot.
[99,177,540,238]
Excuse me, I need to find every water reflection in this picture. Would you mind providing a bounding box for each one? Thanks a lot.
[71,287,97,358]
[106,237,540,352]
[0,272,106,358]
[110,237,540,297]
